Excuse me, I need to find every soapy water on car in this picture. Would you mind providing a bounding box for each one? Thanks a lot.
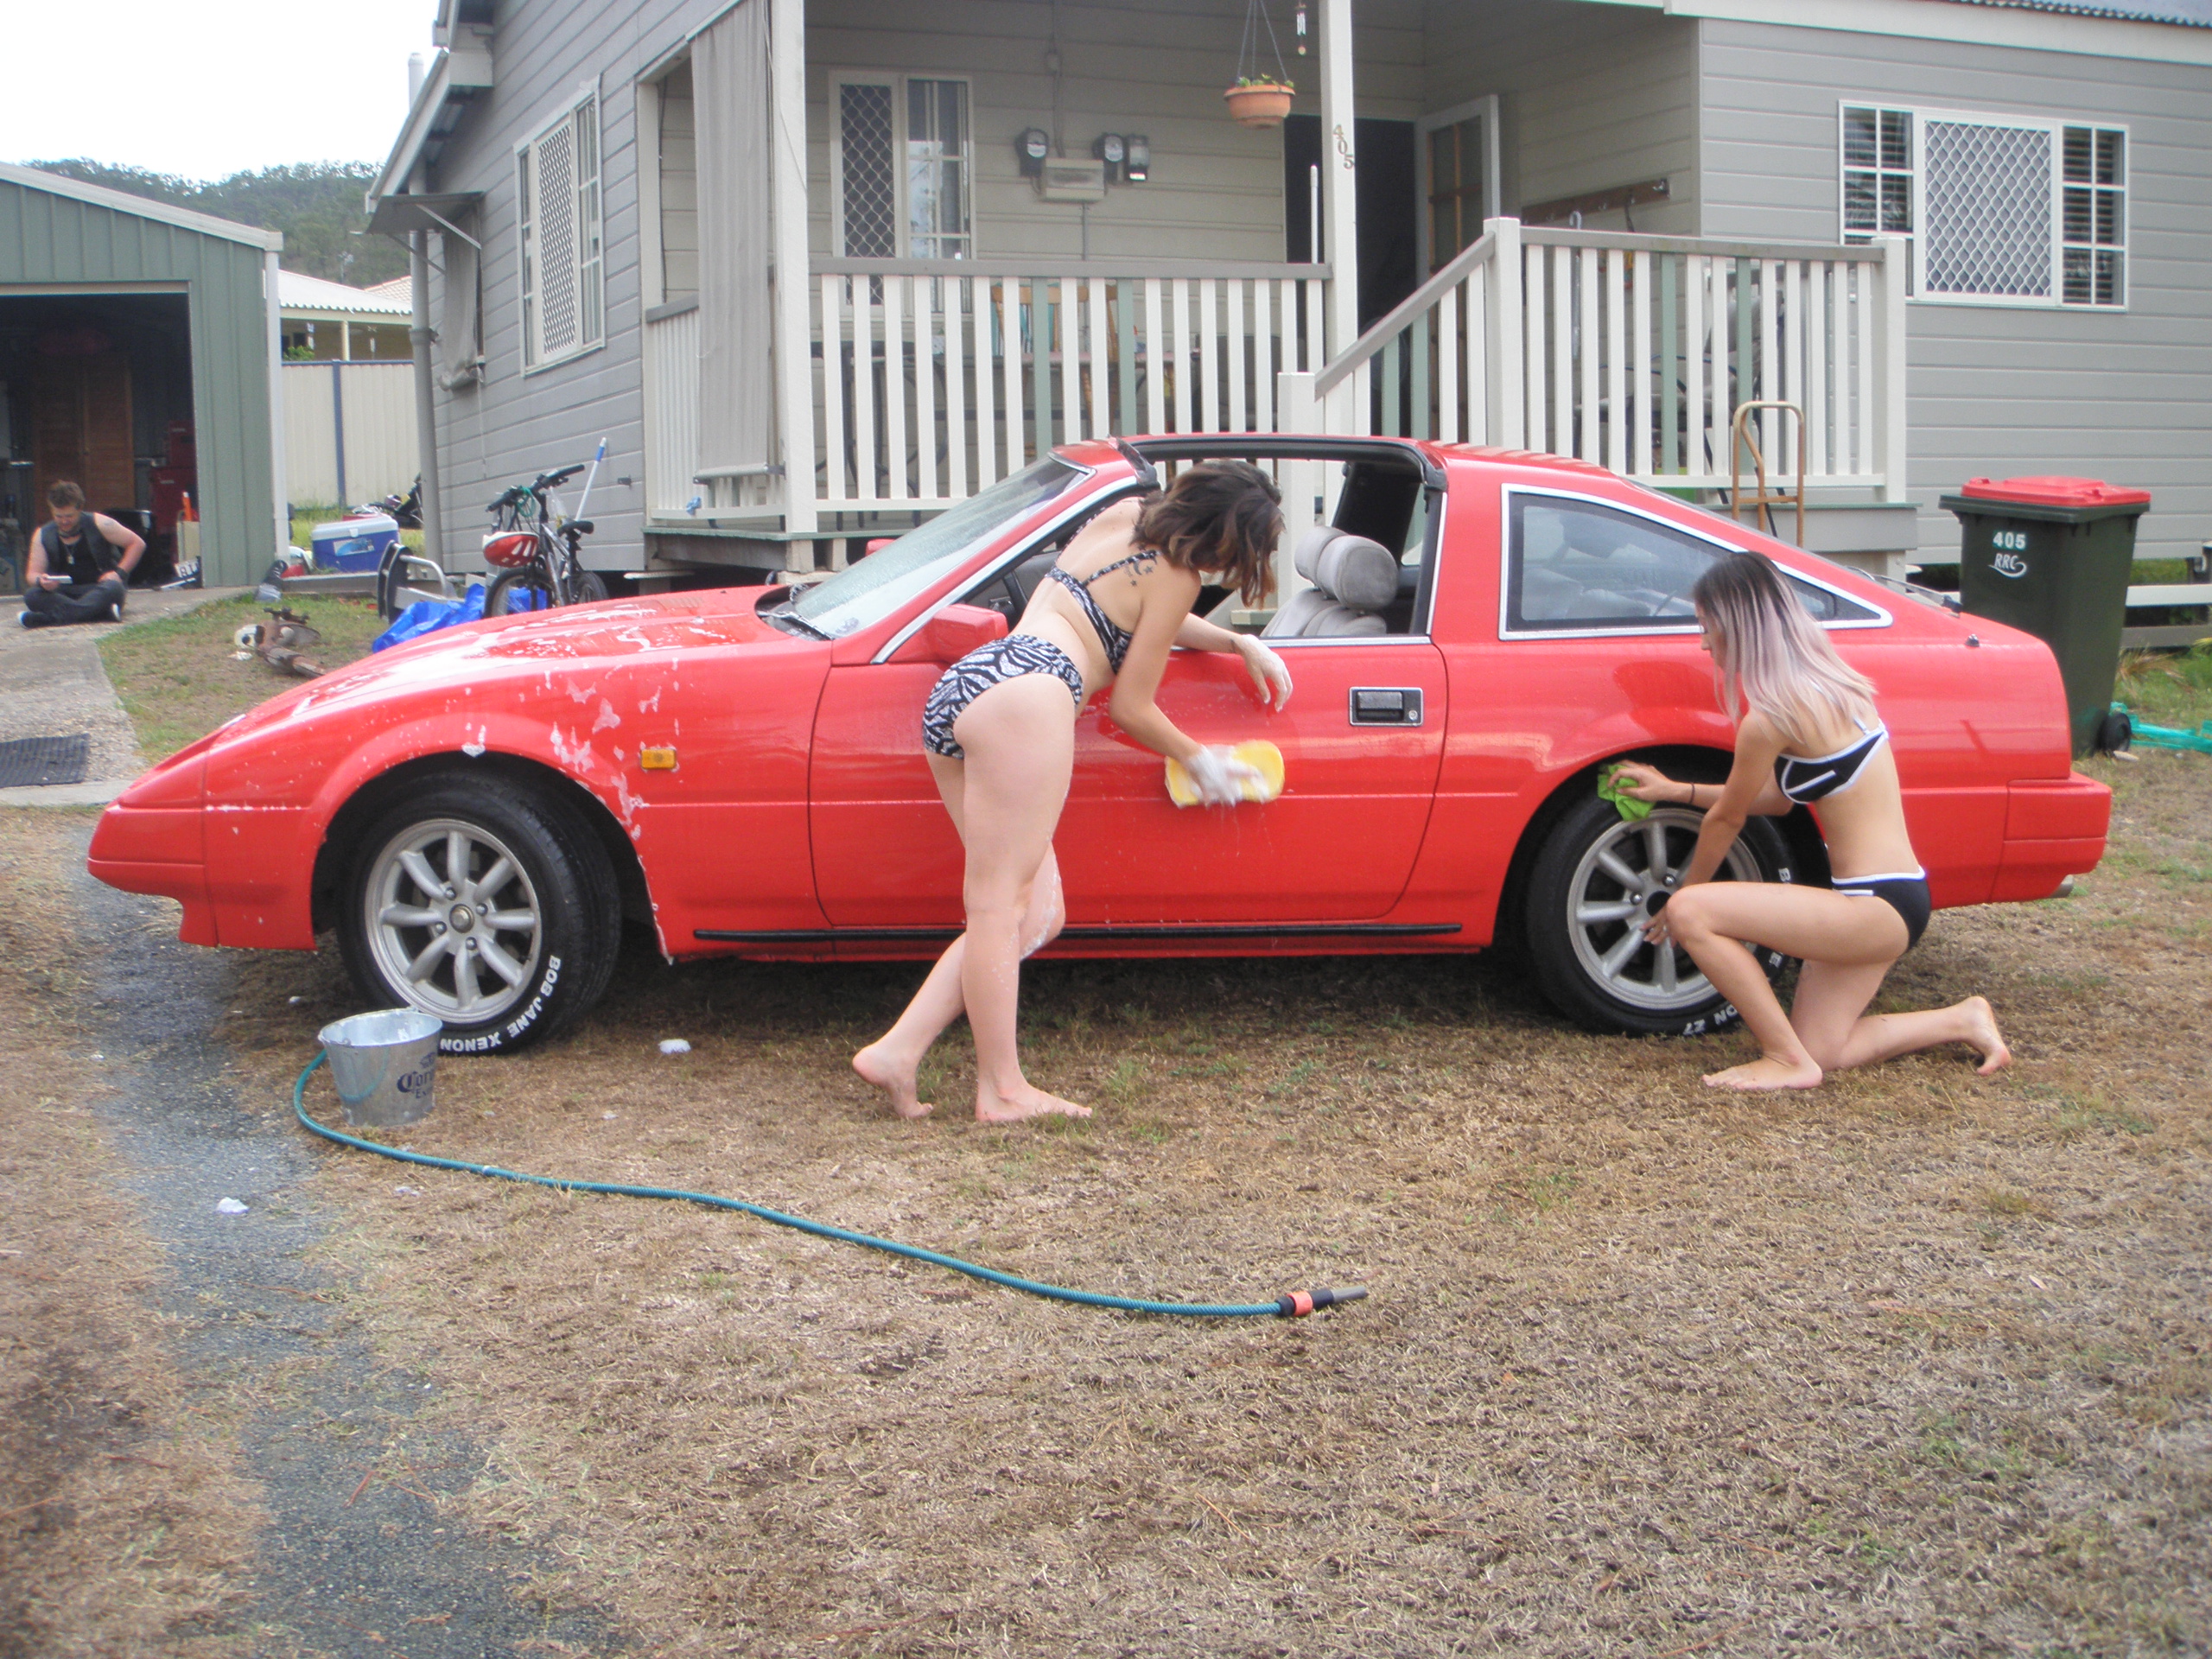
[289,1051,1365,1323]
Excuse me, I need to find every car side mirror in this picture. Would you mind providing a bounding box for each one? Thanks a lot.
[890,603,1008,665]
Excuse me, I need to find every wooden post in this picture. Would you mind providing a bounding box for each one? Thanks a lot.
[1872,233,1909,504]
[1319,0,1357,367]
[1275,368,1320,600]
[770,0,817,539]
[1484,216,1523,448]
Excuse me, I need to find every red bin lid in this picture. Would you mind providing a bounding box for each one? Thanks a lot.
[1958,474,2152,507]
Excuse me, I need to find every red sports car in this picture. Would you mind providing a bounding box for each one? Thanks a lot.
[89,436,2108,1054]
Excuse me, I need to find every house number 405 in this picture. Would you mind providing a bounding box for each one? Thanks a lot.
[1992,531,2030,551]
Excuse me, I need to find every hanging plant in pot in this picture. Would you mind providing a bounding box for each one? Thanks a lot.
[1225,0,1294,130]
[1225,76,1295,130]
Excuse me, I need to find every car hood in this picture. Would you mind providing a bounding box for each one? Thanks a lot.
[221,588,793,741]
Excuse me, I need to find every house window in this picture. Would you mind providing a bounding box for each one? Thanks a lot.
[518,91,606,369]
[2063,125,2126,307]
[835,75,973,259]
[1840,105,2126,308]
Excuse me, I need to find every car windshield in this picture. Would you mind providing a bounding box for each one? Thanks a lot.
[787,456,1090,638]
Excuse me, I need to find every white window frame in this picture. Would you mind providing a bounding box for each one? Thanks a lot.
[516,83,606,372]
[829,71,975,261]
[1838,102,2129,311]
[1415,95,1502,276]
[1496,486,1891,642]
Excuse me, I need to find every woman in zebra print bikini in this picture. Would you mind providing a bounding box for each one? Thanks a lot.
[855,461,1293,1122]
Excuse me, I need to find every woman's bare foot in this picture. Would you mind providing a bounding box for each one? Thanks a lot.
[975,1082,1090,1123]
[853,1042,933,1118]
[1960,996,2012,1075]
[1702,1054,1824,1091]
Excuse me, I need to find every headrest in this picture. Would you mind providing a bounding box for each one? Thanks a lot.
[1299,529,1399,611]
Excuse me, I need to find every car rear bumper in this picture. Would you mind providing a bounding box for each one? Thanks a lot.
[1992,772,2110,900]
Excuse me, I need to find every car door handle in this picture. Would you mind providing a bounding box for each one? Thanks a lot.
[1349,687,1422,726]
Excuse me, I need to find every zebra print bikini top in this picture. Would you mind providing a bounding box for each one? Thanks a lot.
[1044,550,1154,674]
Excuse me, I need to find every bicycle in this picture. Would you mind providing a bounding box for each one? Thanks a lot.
[480,454,608,616]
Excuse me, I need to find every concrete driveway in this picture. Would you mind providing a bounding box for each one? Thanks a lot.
[0,586,243,804]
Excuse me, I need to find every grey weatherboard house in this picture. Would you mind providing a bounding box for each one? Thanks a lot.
[369,0,2212,589]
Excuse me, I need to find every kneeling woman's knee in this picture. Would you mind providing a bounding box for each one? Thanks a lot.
[1664,888,1722,942]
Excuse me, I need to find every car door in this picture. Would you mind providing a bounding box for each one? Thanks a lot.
[1051,636,1447,925]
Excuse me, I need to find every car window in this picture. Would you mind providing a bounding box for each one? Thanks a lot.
[791,455,1087,637]
[1505,493,1878,633]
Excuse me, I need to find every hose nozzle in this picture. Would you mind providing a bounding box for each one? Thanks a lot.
[1276,1286,1369,1318]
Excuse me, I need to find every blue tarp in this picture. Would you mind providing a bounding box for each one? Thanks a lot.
[371,582,486,652]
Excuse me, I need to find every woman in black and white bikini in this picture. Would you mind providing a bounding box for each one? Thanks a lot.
[1614,551,2011,1091]
[855,461,1293,1122]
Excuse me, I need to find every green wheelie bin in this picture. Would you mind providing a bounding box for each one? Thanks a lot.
[1939,475,2152,757]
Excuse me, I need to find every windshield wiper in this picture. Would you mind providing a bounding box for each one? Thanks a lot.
[763,600,833,640]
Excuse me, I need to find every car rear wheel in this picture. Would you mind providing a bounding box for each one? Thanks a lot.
[485,567,609,616]
[338,780,621,1055]
[1524,794,1796,1037]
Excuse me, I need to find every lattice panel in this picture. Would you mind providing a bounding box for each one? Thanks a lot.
[840,83,898,257]
[1923,120,2052,299]
[537,118,581,353]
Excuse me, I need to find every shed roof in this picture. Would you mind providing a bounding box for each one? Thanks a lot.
[277,270,413,315]
[1948,0,2212,23]
[0,161,283,251]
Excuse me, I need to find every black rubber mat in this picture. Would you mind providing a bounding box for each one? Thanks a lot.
[0,733,92,787]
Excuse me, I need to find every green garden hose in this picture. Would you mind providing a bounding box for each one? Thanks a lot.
[293,1052,1367,1321]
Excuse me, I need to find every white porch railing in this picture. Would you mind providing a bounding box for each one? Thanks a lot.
[1284,219,1909,497]
[807,260,1332,516]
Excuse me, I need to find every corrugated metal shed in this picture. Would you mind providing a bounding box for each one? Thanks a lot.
[0,162,283,587]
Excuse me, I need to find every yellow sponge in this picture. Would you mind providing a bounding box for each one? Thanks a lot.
[1166,741,1286,807]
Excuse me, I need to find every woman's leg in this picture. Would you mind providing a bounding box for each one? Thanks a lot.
[1662,882,1907,1090]
[946,674,1085,1121]
[853,760,1071,1117]
[1789,958,2011,1076]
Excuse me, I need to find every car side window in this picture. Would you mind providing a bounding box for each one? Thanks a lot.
[1506,494,1878,632]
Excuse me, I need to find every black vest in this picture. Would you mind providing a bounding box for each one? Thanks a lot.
[41,520,119,585]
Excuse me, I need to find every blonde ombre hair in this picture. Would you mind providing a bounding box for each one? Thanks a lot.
[1690,552,1878,752]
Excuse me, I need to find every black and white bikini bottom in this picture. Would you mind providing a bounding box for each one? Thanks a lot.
[921,632,1087,759]
[1834,868,1931,951]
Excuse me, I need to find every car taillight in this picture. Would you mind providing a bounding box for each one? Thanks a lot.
[483,531,537,569]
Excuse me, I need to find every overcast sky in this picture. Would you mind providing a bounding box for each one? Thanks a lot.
[2,0,433,181]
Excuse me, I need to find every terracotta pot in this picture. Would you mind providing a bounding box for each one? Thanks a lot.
[1224,83,1294,130]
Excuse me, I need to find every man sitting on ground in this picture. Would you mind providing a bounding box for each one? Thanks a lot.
[21,480,143,628]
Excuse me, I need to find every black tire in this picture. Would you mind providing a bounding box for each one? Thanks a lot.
[337,779,621,1055]
[1523,792,1797,1037]
[485,566,609,616]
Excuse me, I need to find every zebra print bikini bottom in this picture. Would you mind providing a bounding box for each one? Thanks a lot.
[921,633,1087,759]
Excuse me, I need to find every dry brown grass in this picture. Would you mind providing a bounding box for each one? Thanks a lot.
[0,810,262,1656]
[208,752,2209,1656]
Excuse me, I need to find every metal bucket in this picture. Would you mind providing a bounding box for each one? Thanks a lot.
[318,1009,442,1127]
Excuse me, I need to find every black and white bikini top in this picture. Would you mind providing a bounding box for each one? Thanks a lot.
[1775,716,1891,804]
[1045,549,1154,674]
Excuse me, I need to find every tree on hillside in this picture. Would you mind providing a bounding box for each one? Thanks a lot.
[28,160,410,288]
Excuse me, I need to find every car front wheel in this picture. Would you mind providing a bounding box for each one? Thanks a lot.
[338,779,621,1055]
[1524,793,1796,1038]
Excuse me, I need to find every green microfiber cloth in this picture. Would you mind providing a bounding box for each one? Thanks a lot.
[1597,763,1653,822]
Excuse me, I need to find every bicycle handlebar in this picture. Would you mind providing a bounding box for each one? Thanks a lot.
[534,463,588,488]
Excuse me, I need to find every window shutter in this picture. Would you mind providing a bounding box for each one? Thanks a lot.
[1919,116,2056,302]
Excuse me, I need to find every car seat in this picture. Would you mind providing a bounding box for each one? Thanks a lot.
[1262,525,1400,638]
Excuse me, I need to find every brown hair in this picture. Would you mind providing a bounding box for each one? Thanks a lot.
[1133,460,1281,605]
[48,480,86,510]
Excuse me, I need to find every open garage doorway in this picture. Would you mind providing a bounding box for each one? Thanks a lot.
[1,291,195,589]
